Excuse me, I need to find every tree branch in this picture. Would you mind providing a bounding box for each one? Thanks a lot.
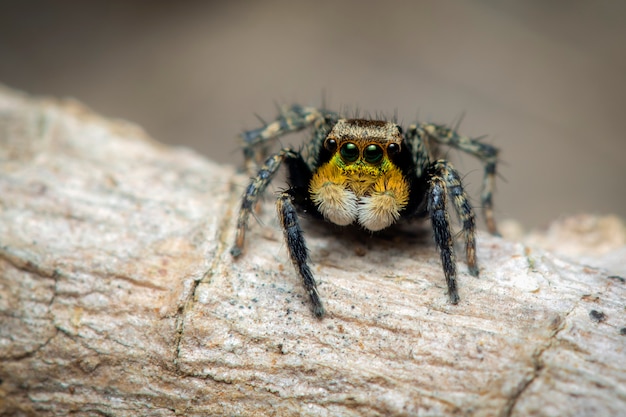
[0,85,624,416]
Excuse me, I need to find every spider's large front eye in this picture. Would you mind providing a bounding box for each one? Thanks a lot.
[364,144,383,164]
[340,142,359,162]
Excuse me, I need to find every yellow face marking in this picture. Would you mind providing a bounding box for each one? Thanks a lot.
[326,153,400,196]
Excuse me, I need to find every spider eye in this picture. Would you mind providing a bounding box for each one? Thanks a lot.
[340,143,359,162]
[387,143,400,157]
[364,144,383,164]
[324,138,337,152]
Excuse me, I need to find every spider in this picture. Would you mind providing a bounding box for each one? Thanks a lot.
[230,104,499,318]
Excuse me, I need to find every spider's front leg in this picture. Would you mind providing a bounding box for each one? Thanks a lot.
[427,160,479,304]
[277,191,325,318]
[231,148,298,258]
[421,123,499,235]
[231,148,324,318]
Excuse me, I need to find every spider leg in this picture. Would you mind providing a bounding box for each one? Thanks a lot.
[420,123,499,235]
[427,160,479,303]
[231,148,299,258]
[277,191,324,318]
[241,104,338,174]
[431,160,478,277]
[428,174,459,304]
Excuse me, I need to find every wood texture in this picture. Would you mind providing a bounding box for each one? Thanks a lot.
[0,85,624,416]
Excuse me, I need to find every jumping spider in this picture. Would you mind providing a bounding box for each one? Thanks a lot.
[231,104,499,318]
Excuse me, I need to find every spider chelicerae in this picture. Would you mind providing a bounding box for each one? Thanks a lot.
[230,104,499,318]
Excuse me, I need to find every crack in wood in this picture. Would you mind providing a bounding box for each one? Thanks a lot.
[173,177,241,370]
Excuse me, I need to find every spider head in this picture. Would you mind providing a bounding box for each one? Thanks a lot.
[323,119,402,168]
[309,119,410,231]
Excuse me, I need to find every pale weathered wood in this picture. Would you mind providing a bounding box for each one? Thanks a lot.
[0,85,624,416]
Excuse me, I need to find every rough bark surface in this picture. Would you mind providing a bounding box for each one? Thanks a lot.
[0,85,624,416]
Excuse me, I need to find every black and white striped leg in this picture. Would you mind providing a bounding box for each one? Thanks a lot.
[241,104,334,174]
[231,148,299,258]
[432,160,479,277]
[427,174,459,304]
[277,191,325,318]
[421,123,499,235]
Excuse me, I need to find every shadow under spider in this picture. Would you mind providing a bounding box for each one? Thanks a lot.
[299,216,436,260]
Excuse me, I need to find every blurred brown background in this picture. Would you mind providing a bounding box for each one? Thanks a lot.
[1,0,625,230]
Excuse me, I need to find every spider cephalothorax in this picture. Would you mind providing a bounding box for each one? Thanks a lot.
[309,119,409,231]
[231,104,499,318]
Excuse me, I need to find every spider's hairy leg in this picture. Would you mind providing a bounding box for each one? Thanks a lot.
[427,173,459,304]
[432,160,478,277]
[277,191,325,318]
[231,148,298,258]
[421,123,500,235]
[241,104,335,174]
